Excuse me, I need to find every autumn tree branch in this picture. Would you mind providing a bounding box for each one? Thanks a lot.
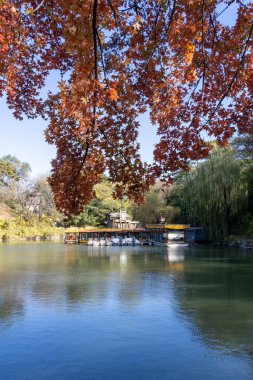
[202,21,253,128]
[26,0,47,15]
[71,0,100,188]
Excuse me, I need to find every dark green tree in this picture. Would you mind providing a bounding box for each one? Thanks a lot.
[232,134,253,213]
[167,146,249,240]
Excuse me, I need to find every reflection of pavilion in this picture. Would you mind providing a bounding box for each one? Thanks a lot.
[166,251,185,263]
[120,253,128,264]
[163,251,186,272]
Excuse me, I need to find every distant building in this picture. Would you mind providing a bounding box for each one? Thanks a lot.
[105,211,139,229]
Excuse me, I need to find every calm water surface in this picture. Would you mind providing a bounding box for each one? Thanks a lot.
[0,243,253,380]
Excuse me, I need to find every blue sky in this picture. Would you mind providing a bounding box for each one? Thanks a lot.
[0,99,56,177]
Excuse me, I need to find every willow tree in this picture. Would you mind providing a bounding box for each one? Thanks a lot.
[232,134,253,230]
[177,147,248,240]
[0,1,253,214]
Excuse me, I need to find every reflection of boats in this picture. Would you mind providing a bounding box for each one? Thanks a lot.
[146,224,190,247]
[167,243,189,248]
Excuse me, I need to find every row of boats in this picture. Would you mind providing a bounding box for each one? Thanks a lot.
[85,236,144,246]
[65,224,191,247]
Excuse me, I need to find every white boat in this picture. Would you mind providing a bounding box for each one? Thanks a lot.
[93,239,100,246]
[105,238,112,246]
[99,239,106,246]
[112,236,122,245]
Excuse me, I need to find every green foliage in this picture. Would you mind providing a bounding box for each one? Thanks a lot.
[1,155,31,180]
[0,156,64,240]
[0,155,32,211]
[132,183,179,227]
[68,178,132,227]
[0,159,18,186]
[69,200,106,227]
[168,146,250,240]
[231,212,253,237]
[232,134,253,215]
[0,217,64,240]
[232,134,253,163]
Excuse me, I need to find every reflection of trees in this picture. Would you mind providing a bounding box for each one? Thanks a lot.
[0,293,24,327]
[173,252,253,356]
[31,254,112,307]
[63,249,158,307]
[0,245,175,322]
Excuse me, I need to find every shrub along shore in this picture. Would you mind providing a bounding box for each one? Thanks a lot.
[0,219,64,242]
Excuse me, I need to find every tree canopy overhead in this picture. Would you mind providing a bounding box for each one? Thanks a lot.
[0,0,252,214]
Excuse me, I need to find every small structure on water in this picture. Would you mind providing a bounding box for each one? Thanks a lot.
[65,211,191,247]
[65,211,143,246]
[65,224,190,247]
[146,224,190,247]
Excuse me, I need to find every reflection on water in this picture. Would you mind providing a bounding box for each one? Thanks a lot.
[0,243,253,380]
[173,250,253,357]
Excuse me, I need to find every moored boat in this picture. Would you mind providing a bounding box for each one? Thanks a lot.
[65,227,147,246]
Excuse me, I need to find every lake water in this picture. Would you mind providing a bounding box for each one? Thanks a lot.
[0,243,253,380]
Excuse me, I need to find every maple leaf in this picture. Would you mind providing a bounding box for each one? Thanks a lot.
[107,87,119,101]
